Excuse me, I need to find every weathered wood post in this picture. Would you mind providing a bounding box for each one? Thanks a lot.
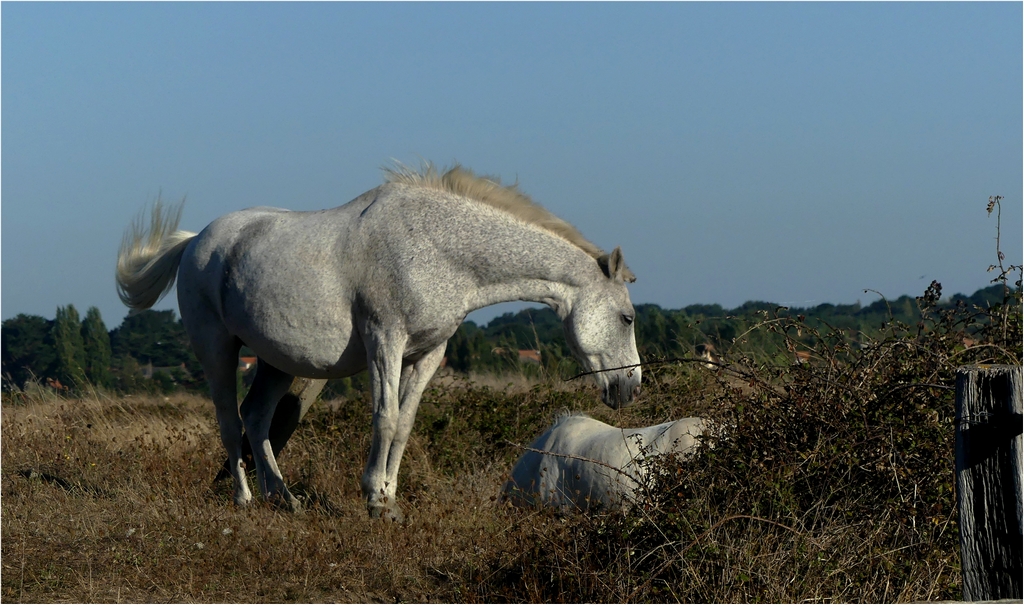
[955,365,1022,601]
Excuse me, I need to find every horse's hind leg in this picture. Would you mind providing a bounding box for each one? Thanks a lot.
[269,378,327,453]
[200,339,252,506]
[214,377,327,482]
[240,360,300,512]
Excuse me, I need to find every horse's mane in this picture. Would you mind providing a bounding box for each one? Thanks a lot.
[382,162,603,259]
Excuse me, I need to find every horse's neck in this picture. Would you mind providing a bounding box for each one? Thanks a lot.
[469,276,577,318]
[458,218,598,319]
[363,184,603,320]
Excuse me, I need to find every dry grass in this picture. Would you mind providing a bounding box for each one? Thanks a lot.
[2,364,724,603]
[0,325,993,603]
[2,389,514,603]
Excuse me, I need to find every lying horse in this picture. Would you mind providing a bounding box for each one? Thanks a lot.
[116,164,642,519]
[503,414,706,511]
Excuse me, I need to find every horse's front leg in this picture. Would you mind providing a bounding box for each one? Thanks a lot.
[364,335,440,520]
[377,343,448,517]
[240,360,300,512]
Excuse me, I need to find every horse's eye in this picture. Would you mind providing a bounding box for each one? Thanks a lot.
[622,313,634,326]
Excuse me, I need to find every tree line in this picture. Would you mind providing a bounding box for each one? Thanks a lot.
[2,306,202,394]
[1,284,1006,395]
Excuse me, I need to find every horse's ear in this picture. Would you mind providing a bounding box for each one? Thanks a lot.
[598,246,636,283]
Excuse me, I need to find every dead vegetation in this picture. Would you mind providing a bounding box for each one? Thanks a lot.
[3,275,1020,602]
[0,364,714,603]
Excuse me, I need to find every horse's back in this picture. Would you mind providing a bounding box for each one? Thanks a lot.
[639,417,708,455]
[174,184,476,378]
[177,201,371,377]
[664,417,707,452]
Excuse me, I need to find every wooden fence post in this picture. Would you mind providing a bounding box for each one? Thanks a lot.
[955,365,1022,601]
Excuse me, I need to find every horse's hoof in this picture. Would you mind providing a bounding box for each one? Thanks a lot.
[268,493,303,514]
[367,503,404,522]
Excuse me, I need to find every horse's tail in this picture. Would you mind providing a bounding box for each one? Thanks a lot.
[116,199,198,311]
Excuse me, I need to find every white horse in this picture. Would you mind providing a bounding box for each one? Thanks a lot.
[502,414,706,511]
[115,164,642,519]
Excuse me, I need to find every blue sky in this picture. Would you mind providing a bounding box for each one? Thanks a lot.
[2,2,1021,329]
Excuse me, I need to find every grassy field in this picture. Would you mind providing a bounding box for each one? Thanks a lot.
[3,290,1019,602]
[0,373,709,603]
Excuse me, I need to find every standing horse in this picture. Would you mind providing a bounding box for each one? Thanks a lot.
[115,164,642,520]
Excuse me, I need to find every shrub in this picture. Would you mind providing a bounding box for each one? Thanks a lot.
[472,273,1021,602]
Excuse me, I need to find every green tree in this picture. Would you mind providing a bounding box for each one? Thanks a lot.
[1,314,57,388]
[81,306,113,388]
[445,323,478,373]
[109,309,195,368]
[111,354,152,394]
[53,305,87,389]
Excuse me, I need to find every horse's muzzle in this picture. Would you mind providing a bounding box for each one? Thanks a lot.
[603,380,642,409]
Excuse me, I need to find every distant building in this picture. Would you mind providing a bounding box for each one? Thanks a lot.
[238,356,258,372]
[490,348,543,364]
[518,349,542,364]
